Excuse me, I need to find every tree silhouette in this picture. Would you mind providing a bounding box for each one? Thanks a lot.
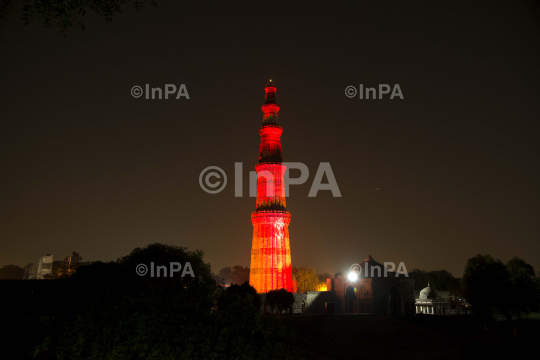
[217,265,249,285]
[33,243,294,359]
[220,281,261,309]
[0,264,24,279]
[462,254,511,323]
[409,268,461,292]
[506,257,539,315]
[266,288,295,318]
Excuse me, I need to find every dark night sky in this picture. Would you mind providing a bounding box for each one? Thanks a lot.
[1,1,539,278]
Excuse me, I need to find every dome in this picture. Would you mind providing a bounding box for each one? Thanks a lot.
[419,283,437,299]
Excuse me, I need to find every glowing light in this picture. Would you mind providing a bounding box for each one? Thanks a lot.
[317,283,328,291]
[348,272,358,281]
[249,83,293,293]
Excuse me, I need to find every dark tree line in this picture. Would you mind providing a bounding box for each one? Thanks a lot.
[405,255,540,323]
[0,264,24,279]
[0,265,24,280]
[266,289,295,319]
[3,243,295,359]
[462,255,539,324]
[408,269,461,292]
[211,265,250,285]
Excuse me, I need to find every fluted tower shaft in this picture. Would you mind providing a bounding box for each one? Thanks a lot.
[249,82,293,293]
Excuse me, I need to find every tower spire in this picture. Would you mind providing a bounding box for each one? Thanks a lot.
[249,82,293,293]
[262,82,280,125]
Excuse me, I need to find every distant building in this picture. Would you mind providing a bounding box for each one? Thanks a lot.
[52,259,68,278]
[36,255,53,279]
[327,256,416,316]
[55,252,83,278]
[67,252,82,275]
[415,283,447,315]
[268,255,416,315]
[22,263,34,279]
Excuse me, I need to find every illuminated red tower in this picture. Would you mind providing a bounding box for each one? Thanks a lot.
[249,81,294,293]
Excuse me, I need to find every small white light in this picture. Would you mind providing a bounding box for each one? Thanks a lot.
[348,272,358,281]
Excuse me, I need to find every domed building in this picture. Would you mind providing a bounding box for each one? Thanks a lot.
[415,283,447,315]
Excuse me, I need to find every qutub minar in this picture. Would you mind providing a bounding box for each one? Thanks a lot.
[249,82,294,293]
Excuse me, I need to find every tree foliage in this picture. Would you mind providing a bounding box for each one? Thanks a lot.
[506,257,539,314]
[36,286,294,359]
[217,265,250,285]
[461,254,539,323]
[266,288,295,318]
[408,268,461,292]
[292,266,319,293]
[0,0,158,34]
[32,243,295,359]
[0,264,24,279]
[462,254,512,323]
[220,281,261,309]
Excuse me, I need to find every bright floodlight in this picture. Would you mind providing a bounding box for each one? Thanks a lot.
[348,272,358,281]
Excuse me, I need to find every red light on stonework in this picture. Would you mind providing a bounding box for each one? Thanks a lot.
[250,212,293,293]
[249,83,294,293]
[262,104,280,115]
